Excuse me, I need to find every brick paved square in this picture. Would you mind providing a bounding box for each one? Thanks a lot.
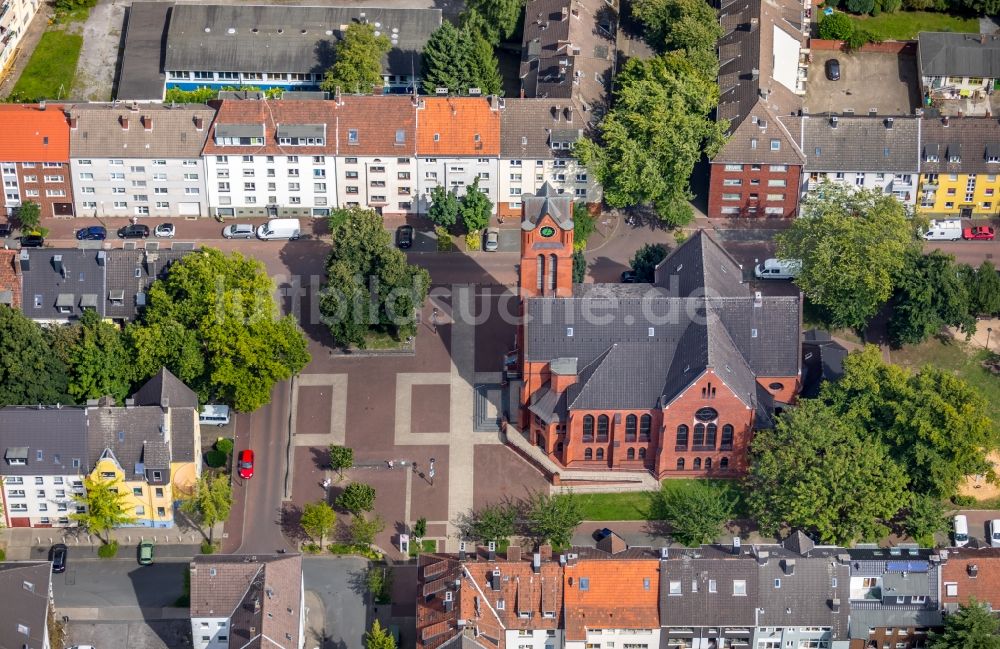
[295,386,331,436]
[410,384,451,433]
[474,291,518,372]
[473,445,551,508]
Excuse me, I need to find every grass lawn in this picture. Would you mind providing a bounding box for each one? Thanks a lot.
[574,479,748,521]
[10,30,83,101]
[849,11,978,41]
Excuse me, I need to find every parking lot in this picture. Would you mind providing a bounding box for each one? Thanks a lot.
[805,49,920,116]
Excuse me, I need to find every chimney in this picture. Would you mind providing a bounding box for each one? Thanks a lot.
[507,545,521,562]
[19,249,29,272]
[39,100,46,111]
[52,254,63,276]
[539,544,553,561]
[756,549,770,566]
[753,290,763,308]
[830,115,838,129]
[563,106,573,122]
[488,541,496,561]
[551,105,560,121]
[490,568,501,591]
[459,541,467,561]
[982,33,987,44]
[782,558,796,575]
[831,598,841,612]
[142,115,153,131]
[69,116,78,129]
[751,68,759,80]
[532,553,541,574]
[561,6,568,19]
[660,547,669,559]
[444,590,454,612]
[193,115,204,130]
[96,250,106,266]
[943,115,950,127]
[885,117,894,129]
[120,115,129,130]
[732,536,741,555]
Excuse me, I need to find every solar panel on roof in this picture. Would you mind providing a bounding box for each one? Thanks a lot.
[886,560,929,573]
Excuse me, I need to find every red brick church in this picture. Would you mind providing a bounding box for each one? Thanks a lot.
[514,185,802,478]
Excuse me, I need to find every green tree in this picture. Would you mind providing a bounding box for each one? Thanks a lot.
[413,517,428,539]
[630,243,669,282]
[572,250,587,284]
[823,346,998,498]
[350,513,386,547]
[427,185,461,230]
[462,0,523,44]
[775,184,917,330]
[572,203,596,251]
[459,502,517,543]
[336,482,376,514]
[321,23,391,95]
[365,620,397,649]
[460,177,493,233]
[632,0,724,55]
[576,54,726,226]
[328,445,354,479]
[903,494,948,546]
[420,18,502,96]
[524,491,582,548]
[929,599,1000,649]
[463,21,503,96]
[817,12,855,40]
[67,310,132,404]
[969,261,1000,316]
[0,306,70,406]
[366,565,394,604]
[650,480,735,546]
[180,473,233,544]
[300,500,336,546]
[889,251,975,347]
[745,398,909,545]
[129,248,310,412]
[70,476,137,543]
[319,207,430,348]
[15,200,41,233]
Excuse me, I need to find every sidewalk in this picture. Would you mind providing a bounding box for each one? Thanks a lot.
[571,519,773,549]
[0,522,223,560]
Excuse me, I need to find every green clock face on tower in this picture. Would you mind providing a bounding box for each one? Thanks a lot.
[539,226,556,238]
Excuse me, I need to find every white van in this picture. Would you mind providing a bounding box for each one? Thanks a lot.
[754,258,802,280]
[257,218,301,241]
[923,219,962,241]
[199,404,231,427]
[953,514,970,547]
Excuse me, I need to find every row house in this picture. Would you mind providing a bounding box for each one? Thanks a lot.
[67,103,214,217]
[708,0,807,218]
[516,187,800,479]
[939,547,1000,612]
[917,116,1000,218]
[498,99,599,220]
[0,104,74,219]
[918,32,1000,100]
[0,368,201,528]
[0,561,53,649]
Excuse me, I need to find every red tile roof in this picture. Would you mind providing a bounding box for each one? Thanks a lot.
[417,97,501,156]
[0,105,70,162]
[563,559,660,640]
[335,95,416,156]
[941,548,1000,608]
[0,251,21,309]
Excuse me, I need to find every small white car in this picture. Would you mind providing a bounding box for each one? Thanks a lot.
[484,227,500,252]
[223,224,255,239]
[754,258,802,280]
[954,514,970,547]
[990,519,1000,548]
[154,223,175,238]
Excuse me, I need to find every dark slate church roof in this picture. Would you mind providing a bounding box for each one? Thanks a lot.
[523,230,800,415]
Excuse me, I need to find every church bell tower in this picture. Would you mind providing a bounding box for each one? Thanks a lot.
[518,183,574,298]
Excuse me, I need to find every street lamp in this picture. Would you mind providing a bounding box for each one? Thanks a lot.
[429,457,436,486]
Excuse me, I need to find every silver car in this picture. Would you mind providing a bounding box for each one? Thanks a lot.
[154,223,175,238]
[223,224,255,239]
[483,227,500,252]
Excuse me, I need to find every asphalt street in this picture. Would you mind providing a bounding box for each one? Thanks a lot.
[303,556,371,649]
[52,558,188,612]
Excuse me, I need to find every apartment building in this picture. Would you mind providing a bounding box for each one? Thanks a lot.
[190,553,304,649]
[498,98,599,220]
[0,0,41,84]
[415,97,501,215]
[939,547,1000,611]
[0,407,88,528]
[0,561,53,649]
[0,104,73,219]
[67,103,214,218]
[917,116,1000,218]
[788,114,921,208]
[918,32,1000,99]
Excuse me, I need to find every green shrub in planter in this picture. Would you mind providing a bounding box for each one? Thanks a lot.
[205,450,226,468]
[97,541,119,558]
[215,438,234,455]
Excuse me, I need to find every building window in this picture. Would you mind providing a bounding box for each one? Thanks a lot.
[639,414,651,441]
[770,139,780,151]
[596,448,604,460]
[639,447,646,460]
[693,457,702,470]
[626,448,635,460]
[597,415,609,442]
[585,448,593,460]
[693,423,705,446]
[705,457,712,470]
[724,164,742,172]
[625,414,637,441]
[706,423,717,448]
[720,457,729,469]
[733,580,747,595]
[676,424,688,448]
[583,415,594,442]
[676,457,685,470]
[721,424,734,449]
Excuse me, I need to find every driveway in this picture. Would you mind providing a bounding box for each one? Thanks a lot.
[66,620,191,649]
[304,556,371,649]
[53,558,188,620]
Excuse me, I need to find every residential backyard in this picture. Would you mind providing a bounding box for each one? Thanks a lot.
[9,29,83,101]
[849,10,979,41]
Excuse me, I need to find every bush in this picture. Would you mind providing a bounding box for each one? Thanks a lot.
[846,0,875,13]
[435,226,453,252]
[200,540,218,554]
[818,12,854,40]
[97,541,119,559]
[204,450,227,468]
[0,548,5,561]
[214,438,234,455]
[303,542,322,554]
[465,232,482,251]
[845,28,876,50]
[327,543,383,560]
[952,494,976,507]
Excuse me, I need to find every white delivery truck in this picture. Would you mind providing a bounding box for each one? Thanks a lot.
[922,219,962,241]
[754,258,802,280]
[257,218,301,240]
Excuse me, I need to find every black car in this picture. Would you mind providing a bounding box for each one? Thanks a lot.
[621,270,637,283]
[0,222,12,238]
[825,58,841,81]
[76,226,107,240]
[50,543,67,573]
[396,224,414,249]
[20,234,44,248]
[118,224,150,239]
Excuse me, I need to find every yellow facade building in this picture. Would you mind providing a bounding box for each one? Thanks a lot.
[917,117,1000,218]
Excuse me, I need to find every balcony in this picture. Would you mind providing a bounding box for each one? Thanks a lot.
[0,4,11,24]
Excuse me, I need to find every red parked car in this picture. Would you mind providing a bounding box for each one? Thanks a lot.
[963,226,996,240]
[237,449,254,479]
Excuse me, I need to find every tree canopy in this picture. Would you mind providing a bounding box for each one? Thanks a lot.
[421,18,502,96]
[928,599,1000,649]
[460,177,493,233]
[15,200,41,233]
[129,248,310,412]
[336,482,376,514]
[428,186,460,231]
[630,243,669,282]
[300,500,336,545]
[0,306,70,407]
[319,206,430,348]
[462,1,523,44]
[576,53,726,226]
[71,476,137,543]
[968,261,1000,316]
[632,0,724,54]
[321,23,391,95]
[889,250,976,347]
[365,620,397,649]
[180,473,233,543]
[775,184,918,330]
[328,445,354,478]
[524,491,582,548]
[459,502,517,543]
[650,480,735,546]
[67,310,132,404]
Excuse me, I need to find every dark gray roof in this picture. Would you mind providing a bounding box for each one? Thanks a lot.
[713,102,806,165]
[521,182,573,231]
[653,230,746,298]
[801,332,847,399]
[105,247,191,320]
[20,249,107,321]
[660,555,760,626]
[500,99,580,159]
[116,2,171,100]
[920,117,1000,175]
[0,562,52,649]
[756,554,850,634]
[848,609,942,638]
[787,115,921,173]
[528,384,567,425]
[164,4,442,77]
[88,406,174,483]
[783,530,817,556]
[132,367,199,408]
[883,571,932,597]
[918,32,1000,78]
[0,407,88,476]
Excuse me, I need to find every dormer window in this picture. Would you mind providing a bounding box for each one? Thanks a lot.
[987,145,1000,163]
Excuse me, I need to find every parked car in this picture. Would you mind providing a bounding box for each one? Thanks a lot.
[825,58,841,81]
[991,519,1000,548]
[621,270,637,283]
[237,449,255,480]
[0,222,13,238]
[954,514,970,547]
[755,258,802,280]
[483,227,500,252]
[963,225,995,240]
[118,224,149,239]
[223,224,255,239]
[396,224,414,249]
[75,226,107,240]
[19,234,44,248]
[49,543,67,573]
[154,223,176,238]
[138,541,154,565]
